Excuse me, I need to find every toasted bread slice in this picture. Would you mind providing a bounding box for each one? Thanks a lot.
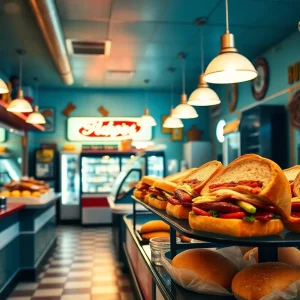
[153,180,177,195]
[283,165,300,182]
[141,176,157,186]
[164,168,196,183]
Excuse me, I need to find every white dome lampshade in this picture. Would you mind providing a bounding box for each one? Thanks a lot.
[26,106,46,124]
[163,109,183,128]
[0,78,9,94]
[203,33,257,84]
[7,89,33,113]
[140,108,157,127]
[173,93,198,119]
[188,74,220,106]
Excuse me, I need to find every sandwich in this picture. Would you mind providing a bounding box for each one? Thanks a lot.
[164,168,197,183]
[133,176,156,202]
[283,165,300,232]
[166,161,223,219]
[232,262,300,300]
[189,154,291,237]
[147,179,177,210]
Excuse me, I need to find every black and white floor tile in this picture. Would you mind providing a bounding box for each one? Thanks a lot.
[7,226,135,300]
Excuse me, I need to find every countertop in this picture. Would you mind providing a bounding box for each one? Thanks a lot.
[0,203,25,219]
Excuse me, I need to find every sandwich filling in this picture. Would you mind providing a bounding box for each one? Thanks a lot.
[167,182,200,207]
[288,181,300,219]
[149,187,171,202]
[135,182,151,198]
[191,181,280,222]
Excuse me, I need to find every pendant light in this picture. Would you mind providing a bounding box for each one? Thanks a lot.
[7,50,33,113]
[203,0,257,84]
[188,22,221,106]
[173,53,198,119]
[139,79,157,127]
[26,78,46,124]
[163,68,183,129]
[0,78,8,94]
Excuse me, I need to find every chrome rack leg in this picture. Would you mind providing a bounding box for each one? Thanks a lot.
[170,227,177,259]
[258,247,278,263]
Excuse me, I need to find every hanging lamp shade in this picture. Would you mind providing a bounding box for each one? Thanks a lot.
[0,78,9,94]
[173,93,198,119]
[163,109,183,128]
[140,108,157,127]
[26,106,46,124]
[203,35,257,85]
[7,89,33,112]
[188,74,220,106]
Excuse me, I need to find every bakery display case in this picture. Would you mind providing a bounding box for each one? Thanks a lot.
[0,153,21,188]
[60,152,80,221]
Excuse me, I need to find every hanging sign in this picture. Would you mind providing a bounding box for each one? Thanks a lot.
[67,117,152,141]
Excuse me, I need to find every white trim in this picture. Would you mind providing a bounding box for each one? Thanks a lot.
[34,206,55,232]
[0,223,19,250]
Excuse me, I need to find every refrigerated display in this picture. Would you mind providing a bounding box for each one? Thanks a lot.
[0,153,21,188]
[60,152,80,221]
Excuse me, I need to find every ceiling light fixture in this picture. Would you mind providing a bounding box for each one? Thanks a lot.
[203,0,257,84]
[0,78,9,94]
[173,53,198,119]
[188,20,221,106]
[139,79,157,127]
[163,68,183,129]
[26,78,46,124]
[7,49,33,113]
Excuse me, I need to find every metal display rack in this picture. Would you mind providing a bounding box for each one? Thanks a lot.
[132,196,300,262]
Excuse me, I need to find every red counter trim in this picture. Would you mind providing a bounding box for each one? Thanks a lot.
[82,197,109,208]
[0,203,25,219]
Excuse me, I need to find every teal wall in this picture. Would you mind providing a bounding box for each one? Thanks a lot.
[30,88,210,169]
[210,31,300,165]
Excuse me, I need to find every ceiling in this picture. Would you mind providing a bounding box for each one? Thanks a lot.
[0,0,299,91]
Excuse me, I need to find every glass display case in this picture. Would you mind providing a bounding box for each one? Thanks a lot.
[147,155,164,177]
[81,156,120,194]
[223,132,241,166]
[0,153,21,188]
[60,152,80,220]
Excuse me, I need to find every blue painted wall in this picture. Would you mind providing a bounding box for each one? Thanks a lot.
[30,88,210,171]
[210,31,300,165]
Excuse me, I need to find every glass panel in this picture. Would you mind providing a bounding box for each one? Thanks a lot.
[121,155,145,171]
[61,153,80,205]
[117,169,140,200]
[147,155,164,177]
[224,132,240,166]
[81,156,120,193]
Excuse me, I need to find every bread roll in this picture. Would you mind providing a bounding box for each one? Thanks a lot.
[141,176,156,186]
[1,190,10,197]
[244,247,300,268]
[232,262,300,300]
[166,202,190,219]
[148,197,167,210]
[180,235,191,243]
[189,213,284,237]
[153,180,177,195]
[172,249,238,289]
[11,190,21,197]
[21,190,31,197]
[133,190,143,200]
[141,231,170,240]
[140,220,170,233]
[164,168,197,183]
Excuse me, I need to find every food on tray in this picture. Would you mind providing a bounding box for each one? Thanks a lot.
[189,154,291,237]
[140,220,170,233]
[0,190,10,197]
[283,165,300,232]
[147,180,177,210]
[232,262,300,299]
[172,249,238,290]
[3,177,50,196]
[21,190,31,197]
[11,190,21,197]
[141,231,170,240]
[167,161,223,219]
[32,191,41,198]
[133,176,156,202]
[179,235,191,243]
[244,247,300,268]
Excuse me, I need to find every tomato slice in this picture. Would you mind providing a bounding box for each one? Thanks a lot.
[168,197,181,206]
[192,207,211,217]
[291,212,300,218]
[292,202,300,212]
[219,212,246,219]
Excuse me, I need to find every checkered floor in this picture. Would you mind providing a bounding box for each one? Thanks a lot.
[7,226,135,300]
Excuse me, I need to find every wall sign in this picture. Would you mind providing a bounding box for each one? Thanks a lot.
[288,61,300,84]
[67,117,152,141]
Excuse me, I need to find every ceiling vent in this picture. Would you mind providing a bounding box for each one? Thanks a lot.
[66,39,111,56]
[106,70,135,80]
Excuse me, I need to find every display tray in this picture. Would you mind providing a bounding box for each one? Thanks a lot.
[6,189,56,205]
[132,196,300,247]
